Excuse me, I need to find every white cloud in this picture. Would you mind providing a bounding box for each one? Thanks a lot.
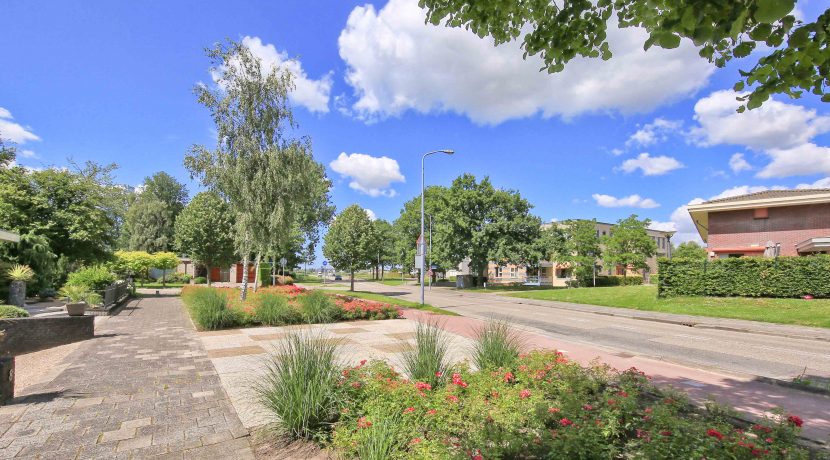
[329,152,405,197]
[0,107,40,144]
[797,177,830,189]
[728,153,752,173]
[210,37,333,113]
[625,118,682,148]
[592,193,659,209]
[337,0,713,125]
[365,208,377,221]
[757,143,830,178]
[18,149,38,159]
[610,148,624,156]
[689,90,830,150]
[619,152,683,176]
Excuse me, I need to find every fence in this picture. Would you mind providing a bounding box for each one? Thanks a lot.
[99,279,133,309]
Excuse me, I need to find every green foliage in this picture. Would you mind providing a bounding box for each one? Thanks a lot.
[400,321,452,388]
[65,265,115,290]
[603,215,656,276]
[561,219,602,286]
[124,172,188,252]
[323,205,376,291]
[255,292,302,326]
[333,351,809,459]
[471,319,524,370]
[673,241,709,260]
[659,255,830,298]
[181,287,242,330]
[6,264,34,282]
[112,250,155,278]
[193,276,207,284]
[0,305,29,318]
[419,0,826,112]
[298,289,339,324]
[255,332,343,440]
[173,191,236,276]
[58,285,102,304]
[595,275,643,286]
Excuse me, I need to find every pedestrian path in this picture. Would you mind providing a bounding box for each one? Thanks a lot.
[0,296,253,459]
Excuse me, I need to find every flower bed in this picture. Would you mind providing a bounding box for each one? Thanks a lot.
[330,351,809,459]
[181,285,402,330]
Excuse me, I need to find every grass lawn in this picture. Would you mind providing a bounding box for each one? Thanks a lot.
[376,278,413,286]
[462,284,557,293]
[319,289,458,316]
[506,284,830,328]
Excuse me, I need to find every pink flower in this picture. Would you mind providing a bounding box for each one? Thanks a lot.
[357,417,372,429]
[426,409,437,416]
[403,407,415,414]
[451,373,468,388]
[447,395,459,403]
[582,404,593,411]
[409,437,422,445]
[503,372,514,383]
[415,382,432,391]
[519,389,531,399]
[435,371,443,377]
[707,428,724,440]
[559,418,573,427]
[787,415,803,427]
[547,407,560,413]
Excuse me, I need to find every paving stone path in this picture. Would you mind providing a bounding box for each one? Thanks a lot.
[0,296,254,459]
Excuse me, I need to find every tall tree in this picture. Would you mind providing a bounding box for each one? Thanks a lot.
[392,186,449,276]
[673,240,708,260]
[185,40,332,300]
[603,215,657,279]
[370,219,395,280]
[0,137,15,167]
[125,172,188,252]
[436,174,542,279]
[420,1,827,111]
[561,219,602,287]
[323,205,375,291]
[174,191,236,286]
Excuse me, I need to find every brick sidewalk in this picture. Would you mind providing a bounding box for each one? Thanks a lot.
[0,296,253,459]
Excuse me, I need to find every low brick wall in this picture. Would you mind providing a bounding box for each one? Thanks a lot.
[0,316,94,358]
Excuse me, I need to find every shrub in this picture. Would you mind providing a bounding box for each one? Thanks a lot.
[255,332,343,440]
[7,264,34,282]
[66,265,116,291]
[335,297,402,320]
[58,285,102,305]
[38,287,57,299]
[299,290,339,324]
[400,320,451,388]
[0,305,29,318]
[658,255,830,298]
[276,275,294,285]
[183,287,242,330]
[333,351,810,459]
[471,319,524,370]
[193,276,207,284]
[255,292,301,326]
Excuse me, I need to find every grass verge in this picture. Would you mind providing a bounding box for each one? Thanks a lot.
[507,284,830,328]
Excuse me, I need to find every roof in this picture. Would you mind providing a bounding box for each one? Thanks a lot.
[687,189,830,242]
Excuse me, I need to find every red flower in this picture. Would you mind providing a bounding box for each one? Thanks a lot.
[519,389,531,399]
[547,407,560,413]
[435,371,443,377]
[451,373,468,388]
[415,382,432,391]
[787,415,803,427]
[409,437,422,445]
[357,417,372,429]
[707,428,724,440]
[616,390,629,398]
[559,418,573,427]
[582,404,593,411]
[447,395,459,403]
[426,409,437,416]
[660,430,672,437]
[351,382,361,388]
[403,407,415,414]
[503,372,515,383]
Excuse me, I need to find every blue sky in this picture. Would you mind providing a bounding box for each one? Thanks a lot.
[2,0,830,249]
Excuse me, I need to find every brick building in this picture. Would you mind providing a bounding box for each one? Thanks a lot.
[687,189,830,258]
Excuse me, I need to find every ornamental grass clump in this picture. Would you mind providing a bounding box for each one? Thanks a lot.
[472,318,525,370]
[400,320,452,387]
[355,417,401,460]
[254,292,301,326]
[255,332,343,440]
[299,290,339,324]
[185,287,240,330]
[0,305,29,318]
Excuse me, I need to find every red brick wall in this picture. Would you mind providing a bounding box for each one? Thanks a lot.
[708,203,830,256]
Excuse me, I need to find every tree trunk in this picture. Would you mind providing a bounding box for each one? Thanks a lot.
[271,262,276,286]
[162,269,167,288]
[381,264,385,280]
[253,254,261,292]
[206,266,211,286]
[350,268,355,292]
[240,256,250,301]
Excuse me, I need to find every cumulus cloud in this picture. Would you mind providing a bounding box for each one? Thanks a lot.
[210,37,333,113]
[592,193,659,209]
[728,153,752,173]
[688,90,830,178]
[625,118,682,148]
[337,0,713,125]
[0,107,40,144]
[619,152,683,176]
[365,208,377,221]
[329,152,406,197]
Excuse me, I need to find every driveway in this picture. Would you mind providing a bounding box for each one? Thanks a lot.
[345,281,830,383]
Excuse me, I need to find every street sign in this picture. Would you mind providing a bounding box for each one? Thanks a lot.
[279,257,287,266]
[322,260,328,266]
[431,264,438,270]
[414,254,425,270]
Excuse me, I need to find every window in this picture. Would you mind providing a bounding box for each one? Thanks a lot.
[494,266,502,278]
[754,208,769,219]
[509,266,517,278]
[602,231,606,236]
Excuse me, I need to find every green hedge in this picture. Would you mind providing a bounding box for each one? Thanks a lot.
[658,255,830,298]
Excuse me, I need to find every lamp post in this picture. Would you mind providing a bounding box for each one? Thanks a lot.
[421,149,454,305]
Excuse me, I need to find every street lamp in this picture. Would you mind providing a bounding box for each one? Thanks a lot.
[421,149,454,305]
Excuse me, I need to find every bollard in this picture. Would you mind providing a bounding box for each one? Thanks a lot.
[0,357,14,404]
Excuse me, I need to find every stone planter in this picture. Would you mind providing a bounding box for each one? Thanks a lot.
[65,302,87,316]
[8,281,26,308]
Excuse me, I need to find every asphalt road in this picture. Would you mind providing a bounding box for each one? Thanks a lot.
[351,280,830,383]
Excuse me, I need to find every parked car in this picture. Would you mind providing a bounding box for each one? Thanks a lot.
[334,274,342,281]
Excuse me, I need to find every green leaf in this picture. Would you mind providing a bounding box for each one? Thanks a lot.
[788,27,810,48]
[822,94,830,103]
[755,0,795,24]
[749,23,772,41]
[733,42,755,58]
[656,32,681,49]
[681,8,696,30]
[733,81,745,91]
